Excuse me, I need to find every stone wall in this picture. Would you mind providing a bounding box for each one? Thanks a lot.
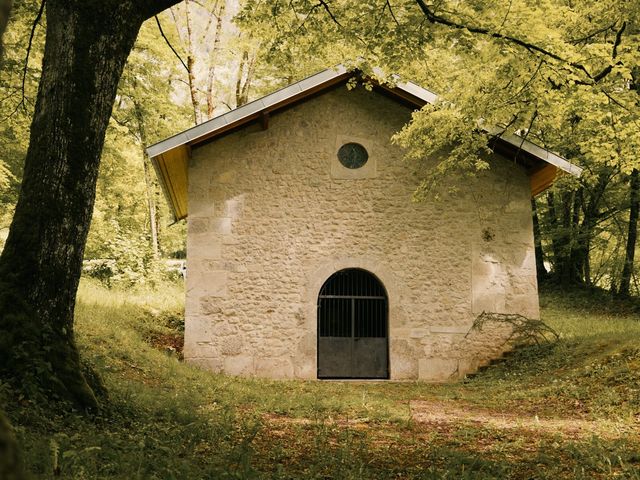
[185,85,539,381]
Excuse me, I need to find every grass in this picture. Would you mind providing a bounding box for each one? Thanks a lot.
[3,279,640,479]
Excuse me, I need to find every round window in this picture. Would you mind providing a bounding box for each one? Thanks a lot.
[337,143,368,169]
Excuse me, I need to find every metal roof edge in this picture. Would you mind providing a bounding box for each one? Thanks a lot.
[483,125,583,178]
[146,66,348,159]
[395,80,439,105]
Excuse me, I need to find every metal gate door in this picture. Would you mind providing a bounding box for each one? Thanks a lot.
[317,269,389,379]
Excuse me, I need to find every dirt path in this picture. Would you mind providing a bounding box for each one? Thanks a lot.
[262,400,637,441]
[408,400,636,439]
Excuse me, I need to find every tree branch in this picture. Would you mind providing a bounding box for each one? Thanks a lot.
[497,0,513,31]
[570,21,617,44]
[414,0,598,81]
[612,21,626,59]
[586,21,627,83]
[18,0,45,112]
[386,0,400,26]
[318,0,342,27]
[155,15,190,73]
[513,109,538,162]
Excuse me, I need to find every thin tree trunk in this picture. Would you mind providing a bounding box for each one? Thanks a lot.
[550,189,585,286]
[206,1,225,118]
[583,237,591,286]
[133,100,160,258]
[531,198,547,280]
[235,47,257,108]
[546,191,561,272]
[619,168,639,297]
[0,0,179,409]
[235,50,248,108]
[239,52,256,106]
[576,188,593,286]
[570,188,583,282]
[184,0,200,124]
[0,0,10,61]
[0,411,23,480]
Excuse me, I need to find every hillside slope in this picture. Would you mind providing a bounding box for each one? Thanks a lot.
[2,280,639,479]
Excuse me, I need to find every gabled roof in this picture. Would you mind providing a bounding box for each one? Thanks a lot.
[147,66,582,221]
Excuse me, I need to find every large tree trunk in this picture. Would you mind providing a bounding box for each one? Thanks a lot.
[0,0,179,410]
[619,168,639,297]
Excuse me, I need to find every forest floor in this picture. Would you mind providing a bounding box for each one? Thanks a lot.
[3,280,640,479]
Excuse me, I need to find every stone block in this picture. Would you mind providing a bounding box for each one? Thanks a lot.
[457,358,479,377]
[293,356,316,379]
[189,270,228,298]
[223,355,254,376]
[219,336,244,356]
[184,315,211,342]
[391,355,419,380]
[419,358,459,382]
[211,217,232,234]
[505,294,540,319]
[254,357,294,379]
[214,170,236,184]
[187,340,218,358]
[430,325,470,335]
[188,357,223,373]
[409,328,429,339]
[190,196,215,219]
[223,197,244,218]
[188,218,210,234]
[296,333,316,357]
[188,234,222,258]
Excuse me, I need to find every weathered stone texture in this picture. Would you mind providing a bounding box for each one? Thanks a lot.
[184,85,539,380]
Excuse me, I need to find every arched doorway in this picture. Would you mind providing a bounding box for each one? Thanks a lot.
[317,268,389,379]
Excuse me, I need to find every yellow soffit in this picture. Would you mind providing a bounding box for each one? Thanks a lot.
[531,164,559,197]
[152,145,189,221]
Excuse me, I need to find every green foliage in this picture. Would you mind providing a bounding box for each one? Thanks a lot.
[84,228,168,287]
